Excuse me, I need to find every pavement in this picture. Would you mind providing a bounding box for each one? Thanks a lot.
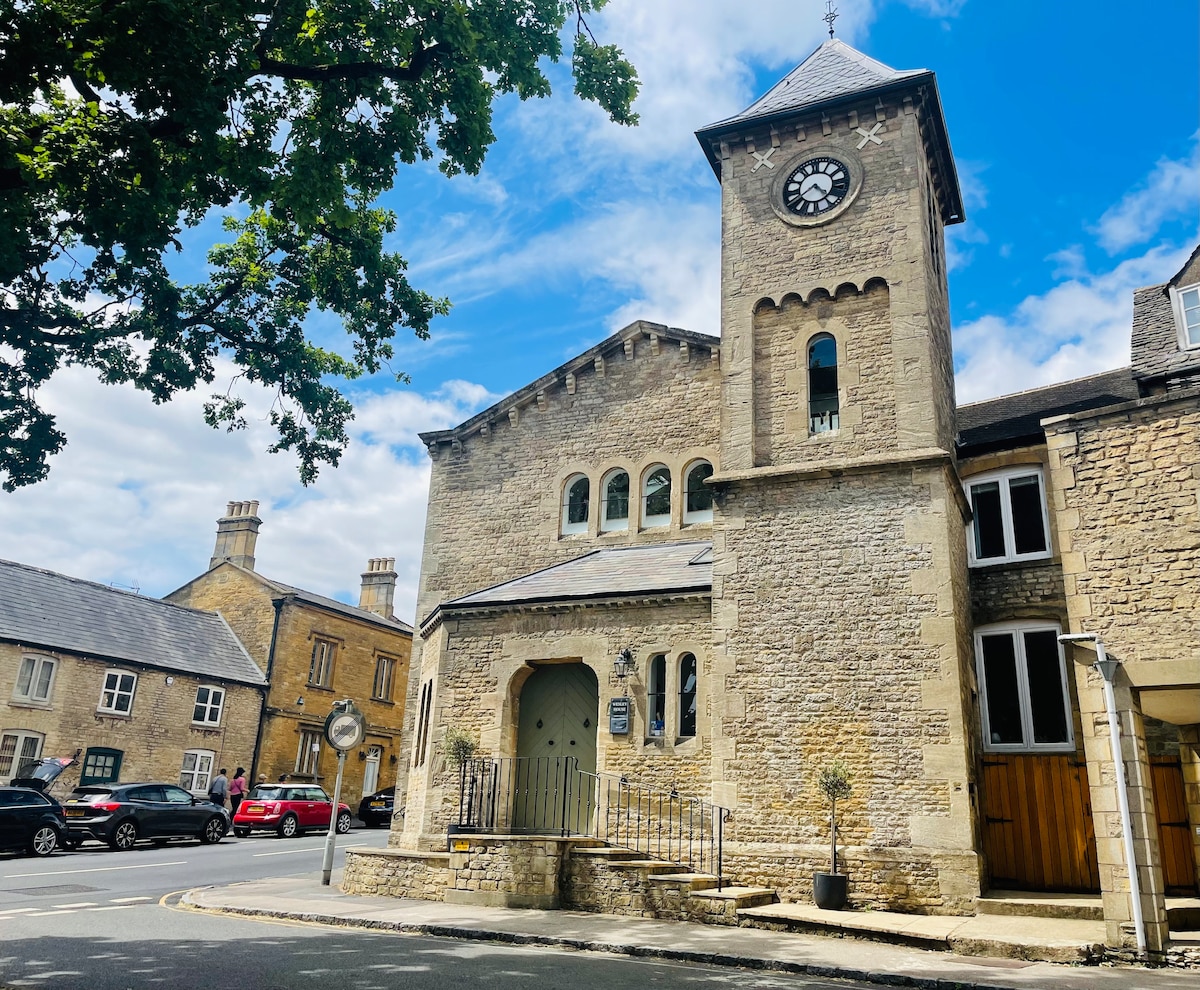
[181,871,1200,990]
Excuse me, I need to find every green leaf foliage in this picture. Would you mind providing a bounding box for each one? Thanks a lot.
[0,0,639,490]
[817,761,852,803]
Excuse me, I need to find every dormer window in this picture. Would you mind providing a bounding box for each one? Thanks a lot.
[562,474,590,535]
[1174,284,1200,348]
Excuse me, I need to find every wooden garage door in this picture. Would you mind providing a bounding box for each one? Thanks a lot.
[1151,756,1199,895]
[980,754,1099,892]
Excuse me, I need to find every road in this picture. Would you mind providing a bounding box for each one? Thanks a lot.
[0,826,874,989]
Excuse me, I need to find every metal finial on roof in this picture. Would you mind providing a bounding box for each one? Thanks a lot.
[823,0,839,38]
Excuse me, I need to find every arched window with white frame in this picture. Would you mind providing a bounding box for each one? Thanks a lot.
[600,469,630,532]
[641,465,671,528]
[561,473,590,535]
[647,655,666,736]
[683,461,714,524]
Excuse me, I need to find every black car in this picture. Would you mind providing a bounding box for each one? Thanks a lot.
[0,786,66,856]
[62,783,229,850]
[357,785,399,828]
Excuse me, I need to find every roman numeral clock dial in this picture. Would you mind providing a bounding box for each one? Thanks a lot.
[783,157,850,216]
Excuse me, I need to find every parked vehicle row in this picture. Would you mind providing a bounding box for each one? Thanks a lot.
[1,757,395,857]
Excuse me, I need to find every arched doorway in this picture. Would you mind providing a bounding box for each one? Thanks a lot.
[514,663,599,832]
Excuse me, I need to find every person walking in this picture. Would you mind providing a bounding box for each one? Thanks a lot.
[228,767,247,815]
[209,768,229,808]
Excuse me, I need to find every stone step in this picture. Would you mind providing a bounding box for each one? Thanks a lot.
[976,889,1103,922]
[690,885,778,908]
[568,845,646,861]
[609,859,689,872]
[1169,897,1200,932]
[739,901,1105,964]
[647,872,720,892]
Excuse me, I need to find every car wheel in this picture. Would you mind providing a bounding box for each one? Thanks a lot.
[336,811,352,834]
[233,827,250,838]
[29,825,59,857]
[200,816,226,845]
[277,813,299,838]
[109,820,138,851]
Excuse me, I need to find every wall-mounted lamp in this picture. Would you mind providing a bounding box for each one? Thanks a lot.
[389,754,397,765]
[296,696,305,707]
[613,648,636,682]
[357,750,366,761]
[165,676,174,686]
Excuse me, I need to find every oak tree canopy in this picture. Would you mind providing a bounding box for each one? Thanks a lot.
[0,0,638,489]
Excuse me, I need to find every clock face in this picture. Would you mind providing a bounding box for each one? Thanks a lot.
[783,157,852,217]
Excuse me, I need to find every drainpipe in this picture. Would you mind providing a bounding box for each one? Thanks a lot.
[1058,633,1147,957]
[250,596,287,784]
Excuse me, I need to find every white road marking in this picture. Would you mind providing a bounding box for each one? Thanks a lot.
[108,896,153,903]
[51,902,99,909]
[87,905,138,912]
[0,908,38,915]
[252,846,325,857]
[3,859,187,878]
[26,910,80,917]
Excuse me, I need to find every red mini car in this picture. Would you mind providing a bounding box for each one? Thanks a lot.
[232,784,351,838]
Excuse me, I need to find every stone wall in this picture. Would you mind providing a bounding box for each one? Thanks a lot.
[709,461,979,913]
[0,642,262,792]
[342,846,449,900]
[1045,390,1200,953]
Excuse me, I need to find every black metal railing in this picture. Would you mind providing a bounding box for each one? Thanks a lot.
[456,756,727,888]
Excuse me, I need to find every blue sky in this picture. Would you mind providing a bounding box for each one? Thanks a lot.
[2,0,1197,622]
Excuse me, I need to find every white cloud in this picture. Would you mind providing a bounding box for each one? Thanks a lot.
[954,242,1192,404]
[1094,138,1200,252]
[0,363,492,623]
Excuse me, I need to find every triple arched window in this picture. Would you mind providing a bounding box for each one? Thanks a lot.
[807,333,839,434]
[561,459,713,536]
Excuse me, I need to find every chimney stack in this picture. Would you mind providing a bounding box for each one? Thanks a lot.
[359,557,397,619]
[210,500,262,571]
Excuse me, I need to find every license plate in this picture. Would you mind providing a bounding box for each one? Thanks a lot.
[370,801,385,808]
[245,804,265,814]
[65,808,85,817]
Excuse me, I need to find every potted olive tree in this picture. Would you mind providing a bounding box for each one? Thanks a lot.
[813,761,852,910]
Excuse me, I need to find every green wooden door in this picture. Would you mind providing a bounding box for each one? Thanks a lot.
[515,664,598,832]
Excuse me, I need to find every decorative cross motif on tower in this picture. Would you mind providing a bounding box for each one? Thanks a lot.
[855,122,884,149]
[749,147,777,172]
[823,1,839,38]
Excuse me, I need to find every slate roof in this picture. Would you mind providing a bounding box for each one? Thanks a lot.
[700,40,927,135]
[0,558,267,686]
[1131,280,1200,383]
[256,571,413,634]
[442,541,714,612]
[956,369,1141,456]
[694,40,962,223]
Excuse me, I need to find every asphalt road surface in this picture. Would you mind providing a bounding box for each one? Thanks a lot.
[0,895,873,990]
[0,826,874,990]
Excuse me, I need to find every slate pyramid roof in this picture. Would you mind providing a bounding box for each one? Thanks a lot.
[700,40,928,136]
[694,39,961,223]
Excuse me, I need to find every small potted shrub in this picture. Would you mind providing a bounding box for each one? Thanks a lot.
[813,761,852,910]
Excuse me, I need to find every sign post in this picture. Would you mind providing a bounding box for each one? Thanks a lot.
[321,700,365,886]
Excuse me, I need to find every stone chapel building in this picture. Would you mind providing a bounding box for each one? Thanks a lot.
[358,40,1199,956]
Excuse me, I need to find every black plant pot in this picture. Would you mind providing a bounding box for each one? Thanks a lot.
[813,871,848,910]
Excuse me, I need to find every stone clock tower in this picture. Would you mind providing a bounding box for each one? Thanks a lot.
[696,40,982,911]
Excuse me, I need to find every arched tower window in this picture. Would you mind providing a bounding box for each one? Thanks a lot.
[807,334,839,434]
[561,474,590,535]
[683,461,714,524]
[642,465,671,528]
[678,654,697,738]
[601,469,630,532]
[647,654,666,736]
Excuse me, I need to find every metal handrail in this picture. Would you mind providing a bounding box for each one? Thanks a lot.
[456,756,727,889]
